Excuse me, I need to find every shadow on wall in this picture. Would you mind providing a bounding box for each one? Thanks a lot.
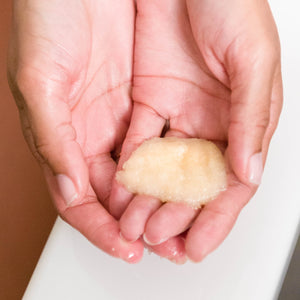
[0,2,57,300]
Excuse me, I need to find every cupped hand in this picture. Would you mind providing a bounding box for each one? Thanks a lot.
[110,0,283,262]
[8,0,143,263]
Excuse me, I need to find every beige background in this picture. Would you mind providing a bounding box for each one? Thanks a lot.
[0,2,57,299]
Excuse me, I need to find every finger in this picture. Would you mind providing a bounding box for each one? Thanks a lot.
[142,128,199,244]
[9,68,89,207]
[87,153,117,211]
[45,166,144,263]
[120,195,162,243]
[185,173,253,262]
[118,126,192,243]
[144,203,199,245]
[262,65,283,159]
[109,102,165,219]
[227,49,279,187]
[12,72,144,263]
[144,236,187,265]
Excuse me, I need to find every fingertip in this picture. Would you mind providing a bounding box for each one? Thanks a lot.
[43,164,89,213]
[53,192,144,264]
[185,181,252,263]
[172,255,188,265]
[145,237,187,265]
[118,237,144,264]
[185,227,212,263]
[247,152,263,185]
[120,195,162,244]
[143,216,166,246]
[87,218,144,264]
[185,241,208,263]
[56,174,79,207]
[143,233,168,246]
[144,202,198,247]
[119,231,138,244]
[227,147,264,187]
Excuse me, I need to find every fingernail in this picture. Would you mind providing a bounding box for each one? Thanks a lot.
[248,152,263,185]
[56,174,78,206]
[143,233,168,246]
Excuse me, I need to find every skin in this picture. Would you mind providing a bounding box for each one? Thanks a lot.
[8,0,283,263]
[110,0,283,262]
[7,0,144,263]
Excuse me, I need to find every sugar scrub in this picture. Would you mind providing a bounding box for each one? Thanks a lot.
[116,137,227,208]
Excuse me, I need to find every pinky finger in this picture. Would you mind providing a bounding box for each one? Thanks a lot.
[109,103,165,219]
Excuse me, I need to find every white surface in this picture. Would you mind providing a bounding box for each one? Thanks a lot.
[23,1,300,300]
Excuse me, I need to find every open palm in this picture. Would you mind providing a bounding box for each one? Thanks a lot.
[8,0,143,263]
[110,0,282,262]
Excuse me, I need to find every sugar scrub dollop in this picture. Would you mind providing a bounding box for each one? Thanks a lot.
[116,137,227,208]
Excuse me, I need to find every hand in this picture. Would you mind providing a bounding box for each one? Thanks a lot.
[8,0,143,263]
[110,0,283,262]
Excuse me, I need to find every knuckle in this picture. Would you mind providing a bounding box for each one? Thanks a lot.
[230,110,270,135]
[207,207,235,225]
[253,112,270,132]
[33,142,51,166]
[268,118,279,134]
[18,121,49,166]
[7,69,27,111]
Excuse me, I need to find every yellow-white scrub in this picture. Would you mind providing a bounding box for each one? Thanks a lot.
[116,137,227,208]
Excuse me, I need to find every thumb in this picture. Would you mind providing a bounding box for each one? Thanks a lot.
[9,68,89,207]
[227,53,276,186]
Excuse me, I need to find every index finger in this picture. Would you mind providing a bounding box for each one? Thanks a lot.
[185,171,254,262]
